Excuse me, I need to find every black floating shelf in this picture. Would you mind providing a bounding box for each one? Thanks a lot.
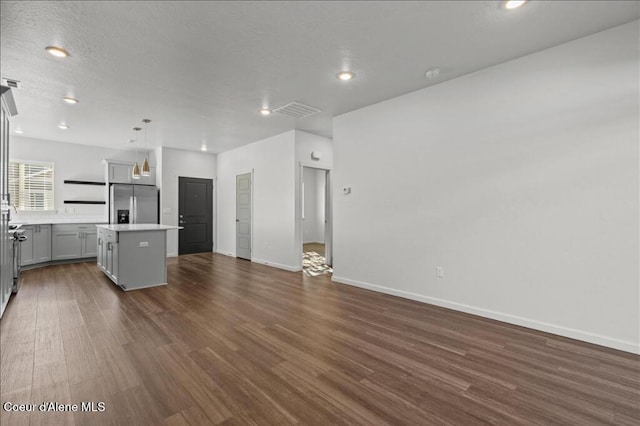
[63,200,106,205]
[63,180,106,186]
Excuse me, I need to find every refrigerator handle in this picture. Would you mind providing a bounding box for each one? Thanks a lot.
[133,196,137,224]
[129,196,134,224]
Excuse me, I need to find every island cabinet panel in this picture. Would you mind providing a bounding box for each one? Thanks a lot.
[118,231,165,290]
[97,227,118,281]
[96,225,174,291]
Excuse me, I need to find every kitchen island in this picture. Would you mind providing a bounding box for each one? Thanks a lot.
[96,224,180,291]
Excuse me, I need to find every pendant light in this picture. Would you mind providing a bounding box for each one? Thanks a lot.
[141,118,151,176]
[132,127,142,180]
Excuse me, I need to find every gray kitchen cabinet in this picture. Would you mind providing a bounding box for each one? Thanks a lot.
[82,227,98,257]
[138,167,156,185]
[96,234,104,269]
[52,225,83,260]
[52,224,100,260]
[20,225,51,266]
[108,163,132,184]
[97,227,118,281]
[107,161,155,185]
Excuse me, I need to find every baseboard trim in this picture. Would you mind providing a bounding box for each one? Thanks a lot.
[331,275,639,355]
[252,257,302,272]
[22,257,97,271]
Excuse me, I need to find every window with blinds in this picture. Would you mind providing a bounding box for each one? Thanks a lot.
[8,161,55,211]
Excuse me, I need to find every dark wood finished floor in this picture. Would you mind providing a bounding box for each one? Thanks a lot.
[1,254,638,425]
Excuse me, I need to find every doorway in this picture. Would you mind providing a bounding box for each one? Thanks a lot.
[178,177,213,255]
[301,166,332,276]
[236,173,251,260]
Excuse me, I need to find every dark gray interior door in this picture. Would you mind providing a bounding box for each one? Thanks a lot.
[178,177,213,255]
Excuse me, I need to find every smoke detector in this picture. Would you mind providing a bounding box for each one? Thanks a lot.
[425,68,441,80]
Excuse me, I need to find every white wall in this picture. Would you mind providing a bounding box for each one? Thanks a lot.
[295,130,333,170]
[294,130,333,262]
[159,147,217,257]
[302,167,325,244]
[216,131,297,270]
[314,169,325,242]
[332,22,639,353]
[10,136,153,221]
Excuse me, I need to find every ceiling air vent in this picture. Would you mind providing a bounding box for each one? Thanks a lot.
[273,101,322,119]
[2,78,20,89]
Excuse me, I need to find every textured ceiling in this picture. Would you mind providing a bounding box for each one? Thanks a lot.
[1,1,638,153]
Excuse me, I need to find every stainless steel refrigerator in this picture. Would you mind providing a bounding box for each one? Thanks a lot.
[109,184,158,224]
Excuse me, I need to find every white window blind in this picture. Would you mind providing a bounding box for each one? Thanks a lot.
[8,161,55,211]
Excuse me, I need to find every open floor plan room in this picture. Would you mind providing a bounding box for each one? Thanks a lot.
[1,255,638,425]
[1,1,639,424]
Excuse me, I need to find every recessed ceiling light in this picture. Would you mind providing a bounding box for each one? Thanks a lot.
[337,71,355,81]
[45,46,69,58]
[201,145,207,151]
[425,67,441,80]
[63,96,79,104]
[260,108,271,116]
[504,0,527,10]
[14,129,24,134]
[58,123,69,130]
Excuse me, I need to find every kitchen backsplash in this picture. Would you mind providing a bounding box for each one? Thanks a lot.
[11,210,107,224]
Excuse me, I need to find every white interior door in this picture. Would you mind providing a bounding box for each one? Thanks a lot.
[236,173,251,260]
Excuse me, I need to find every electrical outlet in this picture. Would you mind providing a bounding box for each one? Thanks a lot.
[436,266,444,278]
[139,241,149,247]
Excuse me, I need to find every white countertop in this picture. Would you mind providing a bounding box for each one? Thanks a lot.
[11,219,108,225]
[96,224,182,232]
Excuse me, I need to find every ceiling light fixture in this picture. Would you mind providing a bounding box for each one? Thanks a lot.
[504,0,527,10]
[63,96,79,104]
[337,71,355,81]
[260,108,271,116]
[132,127,142,180]
[425,67,441,80]
[141,119,151,177]
[14,129,24,134]
[201,145,207,152]
[58,123,69,130]
[45,46,69,58]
